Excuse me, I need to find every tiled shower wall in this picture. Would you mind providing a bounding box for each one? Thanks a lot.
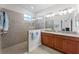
[0,8,30,49]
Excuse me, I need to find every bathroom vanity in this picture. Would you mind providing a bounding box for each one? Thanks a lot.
[41,31,79,54]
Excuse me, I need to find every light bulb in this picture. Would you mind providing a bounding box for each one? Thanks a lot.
[58,11,63,15]
[63,10,67,14]
[68,8,74,13]
[51,13,55,16]
[45,14,51,17]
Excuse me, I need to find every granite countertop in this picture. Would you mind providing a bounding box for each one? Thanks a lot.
[42,30,79,38]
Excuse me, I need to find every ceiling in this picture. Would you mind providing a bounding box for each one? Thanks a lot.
[18,4,55,13]
[0,4,77,15]
[0,4,55,13]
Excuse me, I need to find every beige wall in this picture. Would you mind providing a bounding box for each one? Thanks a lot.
[1,9,28,49]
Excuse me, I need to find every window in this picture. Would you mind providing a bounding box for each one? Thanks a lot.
[24,14,32,21]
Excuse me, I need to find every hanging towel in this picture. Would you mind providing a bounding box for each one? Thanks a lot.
[3,12,9,32]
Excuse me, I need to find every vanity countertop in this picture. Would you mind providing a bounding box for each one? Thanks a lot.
[42,30,79,38]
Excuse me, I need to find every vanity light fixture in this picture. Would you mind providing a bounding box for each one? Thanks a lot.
[45,8,75,18]
[68,9,73,13]
[58,11,63,15]
[45,14,51,17]
[68,8,75,13]
[45,13,56,18]
[51,13,56,16]
[63,10,67,15]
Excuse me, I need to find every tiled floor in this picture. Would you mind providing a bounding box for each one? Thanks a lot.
[2,41,27,54]
[2,41,62,54]
[28,45,62,54]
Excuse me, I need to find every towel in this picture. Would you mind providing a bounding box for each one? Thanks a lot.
[0,11,9,32]
[3,12,9,32]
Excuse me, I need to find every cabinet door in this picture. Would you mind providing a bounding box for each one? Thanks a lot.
[41,33,46,45]
[41,33,54,48]
[46,35,53,48]
[54,35,64,51]
[76,42,79,54]
[63,39,77,54]
[41,33,51,46]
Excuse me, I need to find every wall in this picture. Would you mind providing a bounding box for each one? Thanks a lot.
[32,18,45,29]
[1,8,28,49]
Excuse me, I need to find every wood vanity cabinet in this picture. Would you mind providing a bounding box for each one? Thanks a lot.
[41,32,79,54]
[41,33,54,48]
